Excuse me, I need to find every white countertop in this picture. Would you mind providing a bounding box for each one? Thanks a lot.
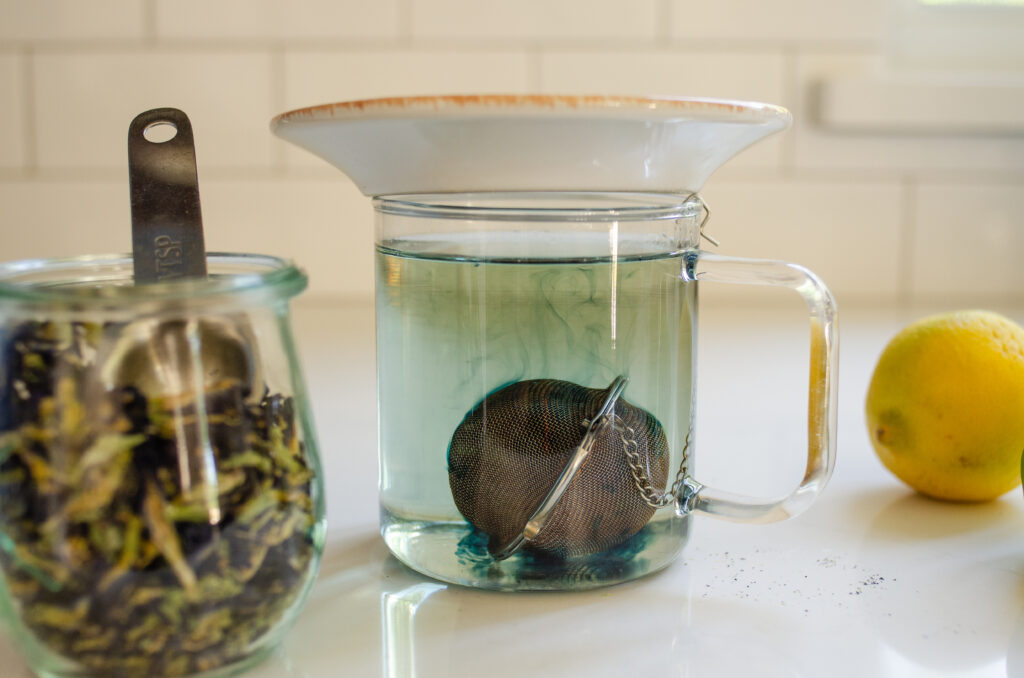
[3,298,1023,677]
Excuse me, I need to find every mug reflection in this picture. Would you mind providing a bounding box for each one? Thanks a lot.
[381,582,447,678]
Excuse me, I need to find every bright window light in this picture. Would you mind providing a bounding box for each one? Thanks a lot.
[889,0,1024,72]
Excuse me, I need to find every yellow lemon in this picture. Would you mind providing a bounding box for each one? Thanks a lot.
[865,310,1024,501]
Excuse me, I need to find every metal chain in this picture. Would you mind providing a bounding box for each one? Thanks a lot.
[613,415,692,509]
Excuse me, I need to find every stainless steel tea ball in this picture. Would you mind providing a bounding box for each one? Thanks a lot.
[448,375,671,560]
[490,375,631,559]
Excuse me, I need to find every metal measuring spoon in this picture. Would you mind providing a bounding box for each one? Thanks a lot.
[100,108,258,401]
[129,107,208,283]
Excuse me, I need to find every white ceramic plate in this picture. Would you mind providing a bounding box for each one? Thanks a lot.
[271,95,791,196]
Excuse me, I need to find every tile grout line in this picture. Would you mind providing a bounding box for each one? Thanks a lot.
[270,44,288,173]
[779,42,799,178]
[0,167,336,182]
[9,36,877,54]
[19,46,37,176]
[142,0,158,42]
[18,165,1018,185]
[656,0,673,47]
[899,174,917,308]
[397,0,414,46]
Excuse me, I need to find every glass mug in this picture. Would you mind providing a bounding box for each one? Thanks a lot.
[0,253,326,677]
[272,93,838,591]
[374,192,837,591]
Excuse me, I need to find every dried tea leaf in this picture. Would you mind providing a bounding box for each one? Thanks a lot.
[286,468,314,488]
[141,481,198,598]
[223,450,272,477]
[71,629,116,654]
[183,607,232,652]
[24,598,88,632]
[60,535,91,570]
[158,589,185,627]
[136,540,160,568]
[97,515,140,591]
[124,613,163,646]
[234,540,269,583]
[87,520,123,562]
[137,627,170,654]
[164,501,213,524]
[6,574,40,598]
[109,514,142,573]
[62,444,137,521]
[145,395,175,437]
[268,424,303,474]
[0,431,20,465]
[1,534,70,590]
[22,353,45,372]
[265,511,307,547]
[0,466,26,486]
[283,490,314,514]
[196,572,243,602]
[126,586,165,609]
[54,377,85,441]
[73,433,144,483]
[236,487,278,526]
[163,655,190,677]
[19,449,70,490]
[220,450,273,474]
[215,468,246,495]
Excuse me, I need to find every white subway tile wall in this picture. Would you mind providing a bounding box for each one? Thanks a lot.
[912,182,1024,301]
[699,179,904,303]
[154,0,402,41]
[0,0,1020,304]
[793,53,1024,174]
[668,0,887,43]
[410,0,662,42]
[0,1,146,42]
[33,51,277,170]
[0,180,130,256]
[282,49,532,110]
[198,179,374,295]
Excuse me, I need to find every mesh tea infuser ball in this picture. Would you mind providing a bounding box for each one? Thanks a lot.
[448,376,674,560]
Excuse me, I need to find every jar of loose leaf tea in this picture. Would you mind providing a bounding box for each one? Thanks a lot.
[0,253,325,678]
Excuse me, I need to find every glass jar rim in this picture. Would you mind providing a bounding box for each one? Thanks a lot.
[0,252,307,307]
[373,191,704,223]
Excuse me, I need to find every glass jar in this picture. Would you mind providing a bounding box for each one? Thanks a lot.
[0,253,326,677]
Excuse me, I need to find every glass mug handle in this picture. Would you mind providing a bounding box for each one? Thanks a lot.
[677,250,839,523]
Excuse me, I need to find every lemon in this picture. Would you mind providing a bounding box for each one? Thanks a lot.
[865,310,1024,502]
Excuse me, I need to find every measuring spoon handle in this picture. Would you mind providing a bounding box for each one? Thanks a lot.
[128,107,207,283]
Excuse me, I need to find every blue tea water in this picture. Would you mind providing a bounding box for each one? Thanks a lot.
[375,233,695,590]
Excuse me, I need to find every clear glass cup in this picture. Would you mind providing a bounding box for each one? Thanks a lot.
[374,192,837,591]
[0,253,326,677]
